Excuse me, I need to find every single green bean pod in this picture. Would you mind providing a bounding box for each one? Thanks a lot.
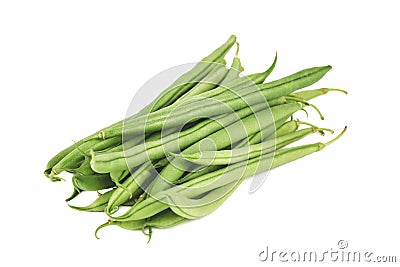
[171,126,333,166]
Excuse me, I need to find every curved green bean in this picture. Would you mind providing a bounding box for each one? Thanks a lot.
[171,126,333,166]
[247,52,277,84]
[72,173,115,191]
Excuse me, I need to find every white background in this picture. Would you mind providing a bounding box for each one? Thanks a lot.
[1,0,399,266]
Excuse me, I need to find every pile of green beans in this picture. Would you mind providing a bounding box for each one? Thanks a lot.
[44,35,347,241]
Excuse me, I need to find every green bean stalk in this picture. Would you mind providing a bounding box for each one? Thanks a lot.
[44,35,347,241]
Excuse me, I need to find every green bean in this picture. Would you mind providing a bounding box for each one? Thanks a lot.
[99,101,296,179]
[95,219,146,239]
[247,52,277,84]
[270,126,347,167]
[105,159,169,215]
[234,116,296,148]
[169,121,341,218]
[176,63,228,100]
[190,51,276,103]
[96,209,186,241]
[90,101,274,174]
[69,190,115,212]
[109,95,284,157]
[275,119,299,137]
[65,188,80,202]
[72,173,115,191]
[48,137,123,180]
[138,103,302,199]
[73,158,95,176]
[49,139,97,177]
[43,35,348,240]
[176,119,298,184]
[100,101,275,209]
[109,169,130,187]
[68,189,139,212]
[102,65,330,138]
[181,51,277,102]
[167,180,238,219]
[266,96,287,107]
[171,126,333,166]
[113,127,346,221]
[285,95,325,120]
[48,135,122,181]
[219,42,243,84]
[291,88,347,101]
[235,111,301,148]
[45,144,83,181]
[105,103,302,220]
[148,35,236,110]
[146,209,186,229]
